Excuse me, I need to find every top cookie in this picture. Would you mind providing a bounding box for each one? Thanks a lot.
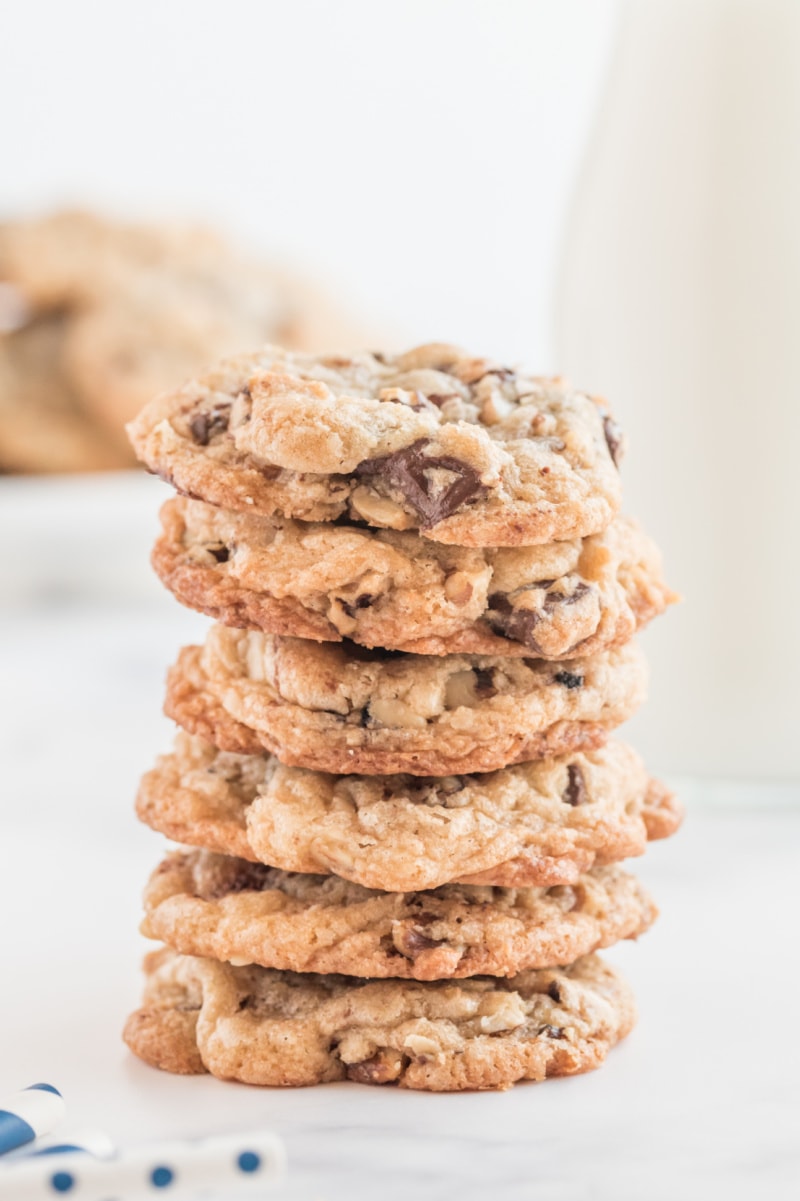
[127,343,625,547]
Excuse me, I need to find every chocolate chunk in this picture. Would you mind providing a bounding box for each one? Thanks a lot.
[473,667,498,700]
[341,593,376,618]
[555,670,584,689]
[394,909,445,958]
[602,414,624,467]
[355,439,486,529]
[563,764,587,807]
[488,595,541,650]
[488,583,592,652]
[205,861,273,898]
[189,404,232,446]
[395,925,445,957]
[539,1024,566,1039]
[547,982,562,1003]
[208,545,230,564]
[346,1052,403,1084]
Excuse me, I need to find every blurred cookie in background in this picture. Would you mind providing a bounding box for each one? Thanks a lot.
[0,210,363,473]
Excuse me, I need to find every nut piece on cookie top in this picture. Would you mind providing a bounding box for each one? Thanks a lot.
[127,343,626,547]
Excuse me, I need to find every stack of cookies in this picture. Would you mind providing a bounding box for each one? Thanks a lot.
[123,343,682,1092]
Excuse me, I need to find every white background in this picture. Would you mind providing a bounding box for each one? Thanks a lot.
[1,0,617,361]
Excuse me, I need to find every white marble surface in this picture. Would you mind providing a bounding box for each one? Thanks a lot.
[1,474,798,1200]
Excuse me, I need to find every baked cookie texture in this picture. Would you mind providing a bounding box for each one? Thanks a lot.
[0,311,130,473]
[124,949,635,1091]
[142,851,656,981]
[126,343,625,547]
[154,498,676,658]
[136,734,682,891]
[164,628,647,775]
[0,210,361,472]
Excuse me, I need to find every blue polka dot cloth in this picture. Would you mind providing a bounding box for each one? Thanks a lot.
[0,1129,286,1198]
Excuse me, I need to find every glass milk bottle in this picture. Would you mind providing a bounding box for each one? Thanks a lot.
[555,0,800,785]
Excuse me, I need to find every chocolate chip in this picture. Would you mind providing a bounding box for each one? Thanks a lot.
[406,905,437,920]
[346,1052,402,1084]
[563,764,587,807]
[473,667,498,699]
[355,439,486,529]
[189,404,232,445]
[341,593,376,618]
[602,414,624,467]
[547,982,562,1003]
[426,393,461,407]
[539,1024,566,1039]
[488,595,541,650]
[206,861,273,898]
[394,909,445,958]
[555,670,584,689]
[396,926,445,957]
[488,584,592,652]
[208,545,229,564]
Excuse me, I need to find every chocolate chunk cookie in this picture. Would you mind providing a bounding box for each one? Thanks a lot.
[136,734,681,890]
[127,343,625,547]
[164,628,647,775]
[124,949,635,1090]
[142,851,656,981]
[154,498,676,658]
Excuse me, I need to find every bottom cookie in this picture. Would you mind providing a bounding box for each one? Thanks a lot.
[124,949,635,1092]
